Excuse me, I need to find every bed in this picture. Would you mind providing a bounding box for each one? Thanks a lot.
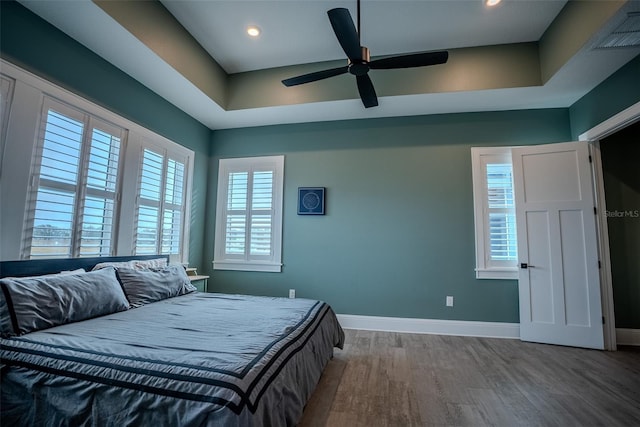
[0,255,344,426]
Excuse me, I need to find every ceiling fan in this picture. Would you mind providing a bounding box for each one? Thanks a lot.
[281,0,449,108]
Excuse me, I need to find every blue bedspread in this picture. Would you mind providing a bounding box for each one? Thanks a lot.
[0,293,344,426]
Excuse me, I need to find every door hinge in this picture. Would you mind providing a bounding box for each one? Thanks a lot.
[589,155,593,163]
[594,207,597,215]
[598,260,602,269]
[602,316,605,324]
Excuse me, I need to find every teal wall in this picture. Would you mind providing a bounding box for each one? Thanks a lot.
[205,111,571,322]
[3,1,638,325]
[569,55,640,138]
[601,123,640,329]
[0,2,211,271]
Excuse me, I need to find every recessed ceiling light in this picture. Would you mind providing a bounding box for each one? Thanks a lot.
[247,26,261,37]
[485,0,502,6]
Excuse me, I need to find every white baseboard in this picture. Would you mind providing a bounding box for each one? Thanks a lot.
[335,316,640,346]
[616,328,640,346]
[336,314,520,339]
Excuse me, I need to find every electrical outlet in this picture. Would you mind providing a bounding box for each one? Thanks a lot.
[446,296,454,307]
[289,289,296,299]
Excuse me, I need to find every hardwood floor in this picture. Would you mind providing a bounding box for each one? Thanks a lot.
[300,329,640,426]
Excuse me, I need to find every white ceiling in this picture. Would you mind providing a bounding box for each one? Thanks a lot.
[17,0,640,130]
[161,0,567,74]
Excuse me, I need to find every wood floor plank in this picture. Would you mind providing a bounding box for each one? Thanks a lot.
[299,330,640,426]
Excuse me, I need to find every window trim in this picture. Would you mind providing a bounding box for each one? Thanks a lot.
[0,75,16,172]
[471,146,518,280]
[213,155,284,272]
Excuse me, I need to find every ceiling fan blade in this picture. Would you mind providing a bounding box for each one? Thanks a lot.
[327,8,362,61]
[356,74,378,108]
[369,51,449,70]
[282,66,349,87]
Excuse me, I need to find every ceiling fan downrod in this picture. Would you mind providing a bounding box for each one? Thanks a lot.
[349,0,370,75]
[357,0,361,45]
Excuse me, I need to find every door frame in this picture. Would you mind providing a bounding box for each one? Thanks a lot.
[579,100,640,351]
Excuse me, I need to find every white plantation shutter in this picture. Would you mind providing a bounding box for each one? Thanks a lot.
[23,98,123,259]
[134,147,188,257]
[486,163,517,261]
[222,169,273,258]
[214,156,284,272]
[29,108,82,258]
[79,123,122,256]
[162,158,185,254]
[135,149,163,254]
[471,147,518,279]
[250,170,273,256]
[225,171,248,255]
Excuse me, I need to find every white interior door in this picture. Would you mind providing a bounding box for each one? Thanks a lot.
[512,141,603,349]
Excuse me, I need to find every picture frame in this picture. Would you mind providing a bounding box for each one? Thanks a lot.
[297,187,325,215]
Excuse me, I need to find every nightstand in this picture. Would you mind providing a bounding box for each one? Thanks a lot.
[189,275,209,292]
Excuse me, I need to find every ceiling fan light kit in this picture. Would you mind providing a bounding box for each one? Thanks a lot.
[282,0,449,108]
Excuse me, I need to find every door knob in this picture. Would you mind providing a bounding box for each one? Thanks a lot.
[520,263,536,269]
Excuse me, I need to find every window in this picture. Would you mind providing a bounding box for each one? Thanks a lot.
[23,98,124,259]
[213,156,284,272]
[2,60,194,262]
[471,147,518,279]
[134,146,189,258]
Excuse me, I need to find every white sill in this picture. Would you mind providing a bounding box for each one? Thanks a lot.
[475,269,518,280]
[212,260,282,273]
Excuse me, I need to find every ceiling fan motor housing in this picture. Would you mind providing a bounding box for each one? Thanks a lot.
[349,46,371,75]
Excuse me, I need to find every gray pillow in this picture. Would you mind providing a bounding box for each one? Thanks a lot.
[1,269,89,338]
[0,267,130,337]
[91,257,167,271]
[116,265,196,307]
[0,288,14,338]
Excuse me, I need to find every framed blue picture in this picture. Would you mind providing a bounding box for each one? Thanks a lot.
[298,187,325,215]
